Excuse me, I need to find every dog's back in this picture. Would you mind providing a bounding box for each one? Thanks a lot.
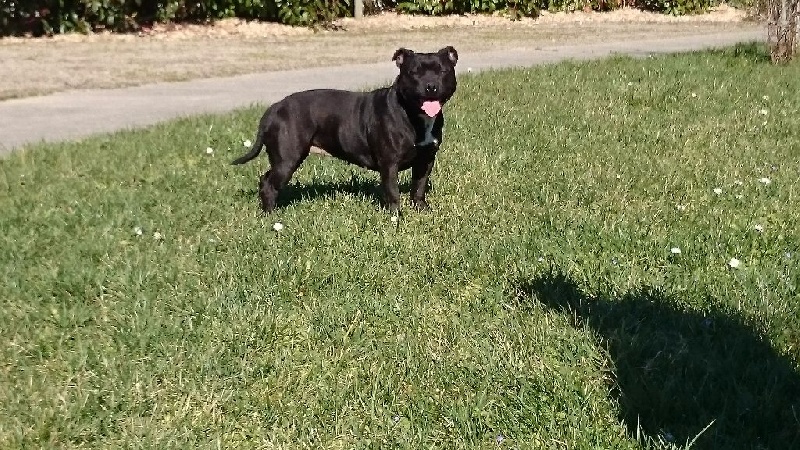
[232,88,395,170]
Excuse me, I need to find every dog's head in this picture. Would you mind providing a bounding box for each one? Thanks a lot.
[392,46,458,118]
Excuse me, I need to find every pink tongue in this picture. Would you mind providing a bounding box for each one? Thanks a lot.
[421,101,441,117]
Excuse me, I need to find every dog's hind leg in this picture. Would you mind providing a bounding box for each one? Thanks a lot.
[258,126,310,213]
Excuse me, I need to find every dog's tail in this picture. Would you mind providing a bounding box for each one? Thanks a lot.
[230,131,265,165]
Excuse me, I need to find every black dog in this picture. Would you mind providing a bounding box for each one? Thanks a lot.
[231,46,458,214]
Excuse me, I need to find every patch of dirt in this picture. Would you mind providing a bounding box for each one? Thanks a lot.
[0,4,760,100]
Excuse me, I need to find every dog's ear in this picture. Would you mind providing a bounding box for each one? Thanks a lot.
[438,46,458,66]
[392,48,414,68]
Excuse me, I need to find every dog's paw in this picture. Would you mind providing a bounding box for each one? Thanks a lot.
[383,202,401,216]
[259,196,277,214]
[412,199,431,212]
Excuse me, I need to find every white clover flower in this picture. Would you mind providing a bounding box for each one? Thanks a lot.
[758,177,771,185]
[390,215,398,224]
[691,92,697,98]
[133,226,143,236]
[272,222,284,232]
[763,95,769,101]
[713,187,723,195]
[754,224,763,232]
[243,139,252,147]
[759,109,768,115]
[153,231,163,240]
[670,247,682,255]
[728,258,741,269]
[206,147,214,155]
[676,204,687,211]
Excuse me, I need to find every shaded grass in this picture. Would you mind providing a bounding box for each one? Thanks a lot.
[1,43,799,448]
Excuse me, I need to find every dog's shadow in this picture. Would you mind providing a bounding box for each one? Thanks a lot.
[236,175,417,209]
[513,270,800,449]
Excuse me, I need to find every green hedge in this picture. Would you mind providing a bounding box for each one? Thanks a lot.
[393,0,539,19]
[0,0,349,35]
[0,0,732,37]
[379,0,726,17]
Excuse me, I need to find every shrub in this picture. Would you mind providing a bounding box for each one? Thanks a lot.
[0,0,355,36]
[394,0,539,18]
[637,0,722,14]
[276,0,352,27]
[0,0,136,35]
[0,0,736,36]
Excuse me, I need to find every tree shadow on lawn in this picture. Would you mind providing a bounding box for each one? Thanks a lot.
[714,42,773,64]
[236,175,417,210]
[513,270,800,449]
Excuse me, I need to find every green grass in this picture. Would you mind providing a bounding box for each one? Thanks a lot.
[1,43,799,449]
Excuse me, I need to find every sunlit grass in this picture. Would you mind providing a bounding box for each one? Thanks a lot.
[1,43,798,449]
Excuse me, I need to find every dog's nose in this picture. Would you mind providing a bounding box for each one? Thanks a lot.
[425,83,438,94]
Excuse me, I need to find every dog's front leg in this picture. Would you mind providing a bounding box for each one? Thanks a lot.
[410,151,437,211]
[379,164,401,214]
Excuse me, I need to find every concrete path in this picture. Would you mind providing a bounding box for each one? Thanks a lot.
[0,28,764,155]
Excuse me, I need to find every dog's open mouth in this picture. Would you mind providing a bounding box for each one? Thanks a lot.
[421,100,442,118]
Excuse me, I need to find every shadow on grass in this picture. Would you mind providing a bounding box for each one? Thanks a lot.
[513,270,800,449]
[236,175,416,209]
[711,41,773,64]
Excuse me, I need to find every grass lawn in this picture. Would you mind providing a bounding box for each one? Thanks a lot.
[1,44,799,449]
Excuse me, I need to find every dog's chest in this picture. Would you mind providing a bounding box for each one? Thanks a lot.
[415,114,438,147]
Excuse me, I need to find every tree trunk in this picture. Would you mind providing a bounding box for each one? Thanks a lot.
[768,0,799,63]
